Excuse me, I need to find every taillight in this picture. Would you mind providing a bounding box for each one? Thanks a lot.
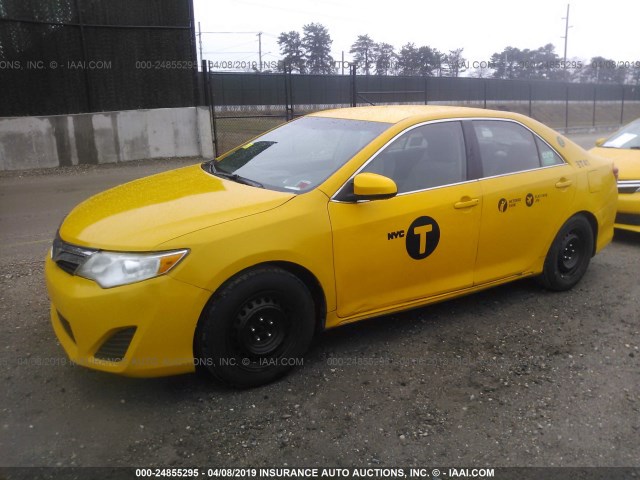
[613,164,619,181]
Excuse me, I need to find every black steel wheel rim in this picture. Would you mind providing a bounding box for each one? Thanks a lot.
[233,295,289,357]
[558,231,583,275]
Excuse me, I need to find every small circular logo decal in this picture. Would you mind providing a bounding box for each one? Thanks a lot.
[498,198,508,212]
[526,193,534,207]
[406,216,440,260]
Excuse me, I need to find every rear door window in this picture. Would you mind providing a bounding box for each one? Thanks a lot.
[472,120,541,177]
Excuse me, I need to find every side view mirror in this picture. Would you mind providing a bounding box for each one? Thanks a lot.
[595,137,606,147]
[353,172,398,201]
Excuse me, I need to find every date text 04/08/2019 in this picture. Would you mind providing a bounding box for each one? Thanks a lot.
[135,467,496,478]
[207,60,280,70]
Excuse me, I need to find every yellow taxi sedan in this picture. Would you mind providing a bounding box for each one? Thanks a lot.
[590,118,640,232]
[45,106,617,388]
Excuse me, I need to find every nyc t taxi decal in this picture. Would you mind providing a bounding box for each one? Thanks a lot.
[388,216,440,260]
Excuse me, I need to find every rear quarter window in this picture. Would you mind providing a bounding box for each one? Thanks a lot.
[535,136,565,166]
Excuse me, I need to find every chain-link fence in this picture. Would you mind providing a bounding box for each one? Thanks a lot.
[204,68,640,155]
[205,71,287,156]
[0,0,198,116]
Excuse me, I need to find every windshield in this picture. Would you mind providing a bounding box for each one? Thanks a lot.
[602,119,640,149]
[211,116,391,192]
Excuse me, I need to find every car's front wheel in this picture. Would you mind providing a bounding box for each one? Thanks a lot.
[195,266,315,388]
[538,215,594,291]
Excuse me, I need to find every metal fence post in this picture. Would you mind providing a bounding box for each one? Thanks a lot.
[592,85,597,127]
[202,60,218,157]
[285,65,294,120]
[187,0,199,107]
[350,64,357,107]
[201,60,210,106]
[424,77,428,105]
[621,85,625,125]
[483,80,487,109]
[565,85,569,131]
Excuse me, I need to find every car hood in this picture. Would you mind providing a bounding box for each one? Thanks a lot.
[59,165,294,250]
[590,147,640,180]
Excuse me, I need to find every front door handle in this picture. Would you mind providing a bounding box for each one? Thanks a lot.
[555,178,573,189]
[454,198,479,209]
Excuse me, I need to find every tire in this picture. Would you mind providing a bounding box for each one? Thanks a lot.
[537,215,594,292]
[195,267,315,388]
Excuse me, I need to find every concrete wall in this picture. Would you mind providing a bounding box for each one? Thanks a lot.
[0,107,214,171]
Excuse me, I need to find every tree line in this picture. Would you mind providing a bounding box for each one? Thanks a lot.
[276,23,640,84]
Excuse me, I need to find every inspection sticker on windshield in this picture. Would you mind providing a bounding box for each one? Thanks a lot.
[284,180,311,191]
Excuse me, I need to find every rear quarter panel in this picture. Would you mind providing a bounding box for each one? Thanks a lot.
[574,151,617,253]
[518,116,616,256]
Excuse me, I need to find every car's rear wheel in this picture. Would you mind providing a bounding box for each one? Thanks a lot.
[537,215,594,291]
[195,267,315,388]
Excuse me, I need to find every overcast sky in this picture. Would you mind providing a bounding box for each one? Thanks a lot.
[193,0,639,73]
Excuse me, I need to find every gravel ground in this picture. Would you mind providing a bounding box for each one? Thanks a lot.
[0,134,638,470]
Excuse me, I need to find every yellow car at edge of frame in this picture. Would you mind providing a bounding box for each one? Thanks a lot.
[45,105,618,388]
[589,118,640,233]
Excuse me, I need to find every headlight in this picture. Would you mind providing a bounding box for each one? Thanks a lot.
[76,250,188,288]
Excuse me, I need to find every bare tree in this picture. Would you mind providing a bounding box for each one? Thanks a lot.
[445,48,467,77]
[470,65,493,78]
[426,48,445,77]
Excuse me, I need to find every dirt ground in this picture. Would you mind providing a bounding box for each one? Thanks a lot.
[0,133,638,470]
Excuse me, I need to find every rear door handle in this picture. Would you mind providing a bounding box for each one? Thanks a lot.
[454,198,479,209]
[555,178,573,188]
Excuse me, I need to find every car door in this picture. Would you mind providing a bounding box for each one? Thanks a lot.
[470,119,577,285]
[328,120,482,319]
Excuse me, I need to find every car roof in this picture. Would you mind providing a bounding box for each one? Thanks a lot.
[309,105,528,125]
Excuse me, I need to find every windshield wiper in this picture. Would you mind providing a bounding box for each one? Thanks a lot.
[630,146,640,150]
[204,161,264,188]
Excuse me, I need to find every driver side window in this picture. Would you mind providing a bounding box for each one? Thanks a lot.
[362,121,467,194]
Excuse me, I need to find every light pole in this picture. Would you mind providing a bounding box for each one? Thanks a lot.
[257,32,263,71]
[561,4,572,81]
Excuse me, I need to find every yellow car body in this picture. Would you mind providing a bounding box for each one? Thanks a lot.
[45,106,617,387]
[590,118,640,233]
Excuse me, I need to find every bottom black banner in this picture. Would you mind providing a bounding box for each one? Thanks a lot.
[1,467,639,480]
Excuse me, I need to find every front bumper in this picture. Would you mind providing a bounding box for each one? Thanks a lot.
[616,189,640,233]
[45,255,212,377]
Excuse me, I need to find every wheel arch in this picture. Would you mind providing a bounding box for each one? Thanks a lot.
[268,261,328,334]
[537,210,597,292]
[193,261,328,356]
[572,210,598,257]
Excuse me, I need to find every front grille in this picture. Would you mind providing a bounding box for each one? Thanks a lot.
[616,213,640,226]
[51,234,95,275]
[93,327,137,362]
[57,311,76,343]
